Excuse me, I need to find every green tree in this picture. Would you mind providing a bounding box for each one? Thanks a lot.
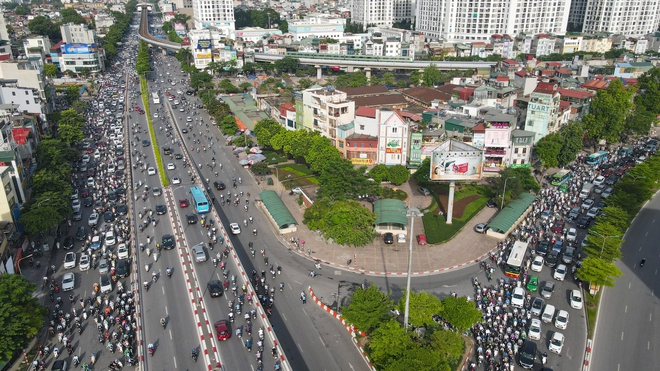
[19,205,61,235]
[534,132,563,168]
[218,78,239,93]
[412,158,431,186]
[218,115,238,135]
[254,118,285,148]
[397,290,443,328]
[31,169,71,195]
[381,72,396,86]
[583,79,636,146]
[625,108,656,136]
[79,67,91,78]
[242,62,257,75]
[430,330,465,367]
[72,100,88,115]
[384,346,451,371]
[487,167,539,205]
[439,296,483,332]
[317,158,379,201]
[65,85,80,104]
[557,121,585,167]
[239,82,253,93]
[44,63,59,77]
[175,48,193,66]
[27,16,59,39]
[576,257,623,287]
[249,161,271,175]
[297,78,313,90]
[303,198,333,231]
[422,65,441,87]
[409,70,422,86]
[583,223,623,262]
[274,56,299,74]
[341,284,394,333]
[190,71,213,90]
[368,164,389,183]
[61,8,88,25]
[321,200,378,246]
[367,320,415,370]
[635,68,660,115]
[0,275,46,360]
[388,165,410,185]
[232,134,253,147]
[597,206,630,233]
[57,109,85,143]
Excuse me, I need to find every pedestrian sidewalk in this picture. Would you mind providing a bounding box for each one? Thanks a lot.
[257,175,499,276]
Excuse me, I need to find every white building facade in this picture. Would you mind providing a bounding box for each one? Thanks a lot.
[580,0,660,37]
[59,23,104,74]
[192,0,235,36]
[351,0,394,27]
[188,28,235,70]
[376,108,409,166]
[288,20,345,41]
[416,0,571,42]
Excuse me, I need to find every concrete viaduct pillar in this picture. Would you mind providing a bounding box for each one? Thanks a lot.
[315,65,322,80]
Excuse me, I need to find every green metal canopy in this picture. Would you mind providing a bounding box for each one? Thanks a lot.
[374,199,409,226]
[487,193,536,233]
[259,190,298,229]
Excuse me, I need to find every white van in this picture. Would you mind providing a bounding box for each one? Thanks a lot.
[542,304,556,323]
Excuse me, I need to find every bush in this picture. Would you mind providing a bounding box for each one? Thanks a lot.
[250,162,271,175]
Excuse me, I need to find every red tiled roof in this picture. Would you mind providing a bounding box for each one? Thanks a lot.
[0,54,11,61]
[398,110,423,121]
[557,88,593,99]
[534,88,559,96]
[356,106,377,118]
[540,69,555,76]
[559,101,570,110]
[546,61,562,67]
[473,122,486,132]
[537,82,557,90]
[502,59,520,66]
[581,80,609,90]
[496,76,509,81]
[515,70,530,77]
[622,78,639,85]
[280,103,295,111]
[51,41,63,51]
[556,68,572,75]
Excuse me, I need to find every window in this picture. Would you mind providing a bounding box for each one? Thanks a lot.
[25,91,29,95]
[360,125,365,130]
[12,92,16,96]
[392,127,398,133]
[26,100,30,105]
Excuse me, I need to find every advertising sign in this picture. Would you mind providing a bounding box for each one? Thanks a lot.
[12,128,31,145]
[196,53,211,59]
[60,43,97,54]
[386,139,402,153]
[174,22,186,31]
[430,140,483,181]
[196,39,212,49]
[351,158,373,165]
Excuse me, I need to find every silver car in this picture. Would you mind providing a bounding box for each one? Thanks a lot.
[62,273,75,291]
[192,244,206,262]
[98,259,109,274]
[531,297,545,316]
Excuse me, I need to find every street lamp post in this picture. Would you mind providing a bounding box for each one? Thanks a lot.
[501,177,517,209]
[403,206,425,331]
[596,233,620,258]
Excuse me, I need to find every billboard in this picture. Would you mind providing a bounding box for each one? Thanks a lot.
[60,43,97,54]
[12,128,31,145]
[429,140,483,181]
[196,39,212,49]
[174,22,186,31]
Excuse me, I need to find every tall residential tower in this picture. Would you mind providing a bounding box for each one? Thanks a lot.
[192,0,235,35]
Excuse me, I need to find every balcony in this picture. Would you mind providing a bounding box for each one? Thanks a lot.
[484,148,506,156]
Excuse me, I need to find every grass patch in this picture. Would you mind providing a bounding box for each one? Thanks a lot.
[585,290,601,338]
[262,150,288,165]
[422,195,489,244]
[379,187,407,200]
[275,163,319,186]
[140,77,169,187]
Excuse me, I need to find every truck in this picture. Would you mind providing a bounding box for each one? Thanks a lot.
[579,183,594,199]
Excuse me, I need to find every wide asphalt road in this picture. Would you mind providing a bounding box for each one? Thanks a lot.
[590,192,660,370]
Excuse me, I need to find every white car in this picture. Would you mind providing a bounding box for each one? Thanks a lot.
[64,252,77,269]
[100,274,112,294]
[548,332,565,354]
[229,223,241,235]
[570,289,583,309]
[566,228,577,242]
[148,167,156,175]
[82,154,90,163]
[117,243,129,260]
[553,264,567,281]
[154,112,159,118]
[171,177,181,185]
[555,310,569,330]
[531,256,544,272]
[511,287,525,308]
[62,272,75,292]
[87,177,95,187]
[88,212,100,227]
[79,254,90,271]
[593,175,605,185]
[167,163,175,170]
[72,199,81,213]
[528,318,542,340]
[105,231,117,246]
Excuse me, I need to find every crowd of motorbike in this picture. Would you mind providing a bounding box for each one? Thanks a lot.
[466,138,653,371]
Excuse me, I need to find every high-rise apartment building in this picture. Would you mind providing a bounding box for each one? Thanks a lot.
[393,0,415,23]
[415,0,570,42]
[351,0,394,27]
[567,0,588,31]
[578,0,660,37]
[192,0,235,35]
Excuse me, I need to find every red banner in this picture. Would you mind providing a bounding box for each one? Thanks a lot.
[12,128,31,145]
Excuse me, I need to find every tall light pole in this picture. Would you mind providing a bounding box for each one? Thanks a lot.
[501,176,516,209]
[403,205,425,331]
[594,232,620,258]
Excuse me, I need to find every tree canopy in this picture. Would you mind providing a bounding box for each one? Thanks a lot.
[0,275,46,360]
[583,79,636,146]
[340,284,393,333]
[56,109,85,144]
[254,118,286,148]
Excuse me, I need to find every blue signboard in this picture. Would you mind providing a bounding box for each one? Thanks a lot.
[60,43,97,54]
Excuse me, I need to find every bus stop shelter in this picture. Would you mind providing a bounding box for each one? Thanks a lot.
[486,193,536,240]
[257,190,298,234]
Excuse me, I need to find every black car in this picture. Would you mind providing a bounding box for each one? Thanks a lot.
[116,204,128,216]
[213,181,226,190]
[577,216,592,229]
[108,191,118,202]
[536,241,550,256]
[186,90,195,95]
[116,186,126,195]
[207,280,223,297]
[162,234,175,250]
[519,340,536,369]
[51,360,68,371]
[156,204,167,215]
[75,227,87,241]
[384,233,394,244]
[186,214,198,224]
[84,197,93,207]
[63,236,75,250]
[116,259,129,278]
[104,211,115,223]
[545,250,560,268]
[163,146,172,155]
[142,140,151,147]
[174,153,183,159]
[181,128,188,134]
[486,198,497,208]
[115,148,124,156]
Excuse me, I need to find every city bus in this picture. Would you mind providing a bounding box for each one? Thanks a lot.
[152,92,160,104]
[190,186,209,214]
[586,151,608,165]
[505,241,529,278]
[551,169,571,186]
